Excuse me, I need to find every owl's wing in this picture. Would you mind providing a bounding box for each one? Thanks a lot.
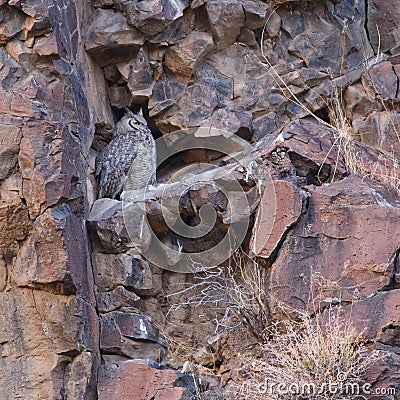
[96,136,139,199]
[94,153,102,179]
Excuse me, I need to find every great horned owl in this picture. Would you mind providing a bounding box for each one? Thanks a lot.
[95,109,156,199]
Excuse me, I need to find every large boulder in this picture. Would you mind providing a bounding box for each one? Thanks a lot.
[116,0,187,36]
[269,175,400,313]
[205,0,245,50]
[98,360,205,400]
[85,8,145,66]
[164,31,215,82]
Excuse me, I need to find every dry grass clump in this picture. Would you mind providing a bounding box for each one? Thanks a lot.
[163,332,199,365]
[255,11,400,194]
[326,82,400,193]
[167,253,271,342]
[230,306,380,400]
[168,257,382,400]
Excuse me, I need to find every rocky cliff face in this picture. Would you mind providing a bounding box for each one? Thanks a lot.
[0,0,399,399]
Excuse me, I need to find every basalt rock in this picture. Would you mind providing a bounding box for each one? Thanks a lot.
[92,252,162,296]
[100,311,167,360]
[85,8,145,66]
[0,114,23,180]
[98,361,206,400]
[269,175,400,313]
[116,0,188,36]
[0,1,102,399]
[205,0,245,50]
[367,0,400,53]
[337,290,400,398]
[249,180,304,259]
[116,46,158,102]
[0,5,27,44]
[108,85,133,108]
[87,199,132,253]
[97,285,141,313]
[238,0,268,30]
[164,31,215,82]
[2,0,400,398]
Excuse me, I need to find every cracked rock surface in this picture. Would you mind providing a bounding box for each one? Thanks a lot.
[0,0,399,399]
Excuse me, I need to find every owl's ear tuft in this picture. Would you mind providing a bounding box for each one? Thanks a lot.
[124,108,135,117]
[138,107,143,117]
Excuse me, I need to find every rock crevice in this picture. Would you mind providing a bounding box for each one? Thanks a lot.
[0,0,399,399]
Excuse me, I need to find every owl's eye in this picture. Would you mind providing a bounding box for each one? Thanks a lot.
[129,119,139,127]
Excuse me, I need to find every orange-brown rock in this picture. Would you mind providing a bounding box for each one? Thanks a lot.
[0,2,102,399]
[33,32,58,56]
[97,285,140,313]
[12,206,73,292]
[165,31,215,82]
[0,258,6,291]
[0,201,31,262]
[250,180,303,259]
[19,120,63,218]
[6,38,38,64]
[344,289,400,344]
[335,290,400,398]
[269,175,400,313]
[0,289,91,399]
[98,361,188,400]
[0,114,23,180]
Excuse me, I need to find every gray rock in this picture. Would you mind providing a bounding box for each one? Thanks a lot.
[368,0,400,52]
[108,85,133,108]
[87,199,132,253]
[100,311,167,359]
[252,112,277,141]
[97,286,141,313]
[238,0,268,29]
[118,0,187,36]
[85,8,144,66]
[0,6,27,45]
[362,61,398,100]
[205,0,245,50]
[92,252,162,295]
[0,118,22,180]
[117,47,156,101]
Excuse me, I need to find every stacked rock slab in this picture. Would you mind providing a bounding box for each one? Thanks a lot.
[0,0,399,399]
